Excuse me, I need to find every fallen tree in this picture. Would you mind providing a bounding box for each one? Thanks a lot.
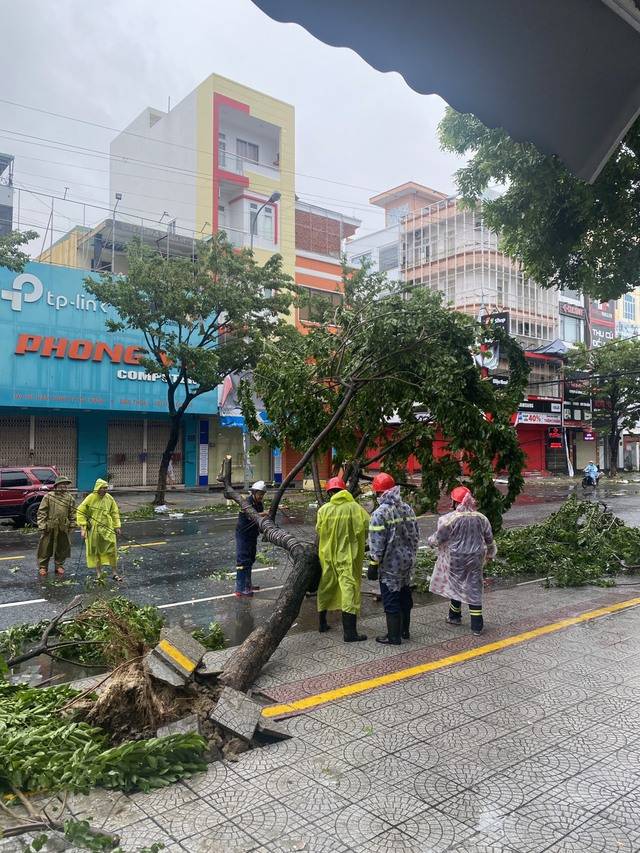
[217,266,529,691]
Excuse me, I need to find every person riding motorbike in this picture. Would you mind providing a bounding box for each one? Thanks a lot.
[583,461,600,487]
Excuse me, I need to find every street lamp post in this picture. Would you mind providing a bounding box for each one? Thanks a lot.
[249,191,281,251]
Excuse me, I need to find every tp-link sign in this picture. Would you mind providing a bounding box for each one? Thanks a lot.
[1,273,44,312]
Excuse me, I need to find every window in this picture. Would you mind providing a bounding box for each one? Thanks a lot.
[561,314,584,343]
[378,243,398,273]
[387,204,409,225]
[1,471,30,487]
[237,138,259,165]
[351,252,372,268]
[218,132,226,168]
[249,202,274,242]
[624,294,636,321]
[32,468,57,484]
[298,287,343,323]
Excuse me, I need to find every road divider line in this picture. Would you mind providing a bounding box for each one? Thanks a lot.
[262,595,640,718]
[157,585,284,610]
[0,598,47,609]
[120,541,167,549]
[0,555,25,562]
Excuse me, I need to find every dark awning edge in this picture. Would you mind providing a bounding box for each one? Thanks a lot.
[253,0,640,183]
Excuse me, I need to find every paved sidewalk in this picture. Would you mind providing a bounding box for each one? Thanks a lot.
[5,582,639,852]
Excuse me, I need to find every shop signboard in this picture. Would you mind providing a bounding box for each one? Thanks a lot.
[0,262,217,414]
[590,299,616,348]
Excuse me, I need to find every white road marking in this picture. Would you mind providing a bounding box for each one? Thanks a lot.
[0,555,25,562]
[517,577,552,586]
[0,598,47,609]
[157,585,284,610]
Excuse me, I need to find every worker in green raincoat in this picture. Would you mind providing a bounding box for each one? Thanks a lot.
[76,479,122,580]
[36,476,76,577]
[316,477,370,642]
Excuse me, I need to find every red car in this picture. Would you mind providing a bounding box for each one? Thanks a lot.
[0,466,60,527]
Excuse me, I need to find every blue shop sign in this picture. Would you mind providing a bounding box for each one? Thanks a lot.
[0,262,217,414]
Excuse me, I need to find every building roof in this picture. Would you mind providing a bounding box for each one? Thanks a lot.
[295,199,361,227]
[369,182,448,208]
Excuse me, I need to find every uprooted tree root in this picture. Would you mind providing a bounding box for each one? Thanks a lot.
[69,660,249,761]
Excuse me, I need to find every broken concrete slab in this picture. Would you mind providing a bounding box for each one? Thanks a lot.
[197,649,232,676]
[256,718,292,741]
[209,686,263,741]
[153,626,207,680]
[144,652,186,688]
[157,713,200,738]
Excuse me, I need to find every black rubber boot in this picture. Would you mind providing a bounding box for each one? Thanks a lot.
[376,612,402,645]
[318,610,330,633]
[401,609,411,640]
[342,611,367,642]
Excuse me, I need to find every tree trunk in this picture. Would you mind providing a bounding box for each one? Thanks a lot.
[608,430,620,478]
[154,414,182,505]
[218,457,321,692]
[311,454,325,507]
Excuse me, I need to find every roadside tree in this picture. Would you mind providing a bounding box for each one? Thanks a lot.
[85,235,293,504]
[439,110,640,301]
[568,340,640,477]
[218,265,529,690]
[0,230,38,272]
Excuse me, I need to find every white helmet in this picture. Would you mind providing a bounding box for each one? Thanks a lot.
[251,480,267,492]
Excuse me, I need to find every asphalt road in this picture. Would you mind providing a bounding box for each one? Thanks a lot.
[2,481,640,645]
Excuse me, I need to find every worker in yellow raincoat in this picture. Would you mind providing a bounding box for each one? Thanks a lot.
[76,478,122,581]
[316,477,370,642]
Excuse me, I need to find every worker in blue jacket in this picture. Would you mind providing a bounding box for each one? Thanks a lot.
[235,480,266,597]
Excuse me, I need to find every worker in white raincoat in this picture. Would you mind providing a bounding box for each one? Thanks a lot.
[428,486,496,635]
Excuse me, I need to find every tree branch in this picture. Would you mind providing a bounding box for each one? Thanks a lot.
[7,596,84,668]
[268,384,357,519]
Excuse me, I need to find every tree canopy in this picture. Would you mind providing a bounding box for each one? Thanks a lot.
[85,234,294,501]
[0,230,38,272]
[248,265,529,530]
[568,339,640,475]
[439,110,640,301]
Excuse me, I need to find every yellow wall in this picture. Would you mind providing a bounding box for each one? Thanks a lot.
[37,226,89,268]
[615,289,640,337]
[195,74,296,317]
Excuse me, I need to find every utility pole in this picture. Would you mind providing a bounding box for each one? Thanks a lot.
[112,193,122,272]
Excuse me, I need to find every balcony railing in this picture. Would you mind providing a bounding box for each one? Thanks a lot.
[218,148,280,181]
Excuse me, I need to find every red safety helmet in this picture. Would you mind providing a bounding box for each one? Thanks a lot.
[451,485,471,504]
[372,472,396,494]
[326,477,347,492]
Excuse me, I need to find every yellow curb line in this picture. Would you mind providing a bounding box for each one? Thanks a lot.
[0,555,25,562]
[262,595,640,718]
[158,639,197,674]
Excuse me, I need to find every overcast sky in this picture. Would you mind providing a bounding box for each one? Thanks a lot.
[1,0,466,249]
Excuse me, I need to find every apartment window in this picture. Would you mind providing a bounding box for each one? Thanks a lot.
[378,243,398,273]
[298,287,343,323]
[624,293,635,321]
[218,132,226,168]
[249,202,274,242]
[387,204,409,225]
[237,139,259,165]
[561,314,584,343]
[351,252,372,268]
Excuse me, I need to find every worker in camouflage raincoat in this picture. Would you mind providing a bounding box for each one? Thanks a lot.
[367,473,420,645]
[36,476,76,577]
[76,478,122,581]
[428,486,496,635]
[316,477,370,642]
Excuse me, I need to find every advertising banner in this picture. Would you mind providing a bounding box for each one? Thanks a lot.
[0,262,217,414]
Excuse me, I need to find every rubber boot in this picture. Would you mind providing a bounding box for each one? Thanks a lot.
[318,610,330,633]
[401,609,411,640]
[376,612,402,645]
[342,611,367,642]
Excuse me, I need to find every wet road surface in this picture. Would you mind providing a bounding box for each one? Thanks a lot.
[2,481,640,646]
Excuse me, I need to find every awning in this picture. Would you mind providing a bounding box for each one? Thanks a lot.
[252,0,640,182]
